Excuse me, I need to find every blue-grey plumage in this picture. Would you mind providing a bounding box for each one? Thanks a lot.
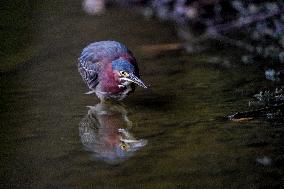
[78,41,147,101]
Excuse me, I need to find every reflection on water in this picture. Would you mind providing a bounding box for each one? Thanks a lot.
[79,102,147,164]
[1,1,284,188]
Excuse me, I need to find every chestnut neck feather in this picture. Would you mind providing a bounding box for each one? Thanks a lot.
[99,63,122,93]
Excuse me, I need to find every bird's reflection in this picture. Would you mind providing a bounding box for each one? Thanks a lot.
[79,102,147,164]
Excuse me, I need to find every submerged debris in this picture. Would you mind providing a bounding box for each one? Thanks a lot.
[228,87,284,121]
[230,117,253,122]
[250,88,284,107]
[256,156,272,166]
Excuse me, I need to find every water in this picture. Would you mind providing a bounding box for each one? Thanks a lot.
[1,1,283,188]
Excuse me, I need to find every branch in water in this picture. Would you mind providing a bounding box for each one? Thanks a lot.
[207,6,284,34]
[227,103,284,121]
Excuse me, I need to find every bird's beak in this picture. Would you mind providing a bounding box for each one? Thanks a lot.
[128,74,147,88]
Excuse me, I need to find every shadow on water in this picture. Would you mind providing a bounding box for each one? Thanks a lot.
[79,102,147,164]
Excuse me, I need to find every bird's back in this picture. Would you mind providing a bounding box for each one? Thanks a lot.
[79,41,130,63]
[78,41,137,90]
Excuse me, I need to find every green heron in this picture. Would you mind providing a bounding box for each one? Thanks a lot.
[78,40,147,101]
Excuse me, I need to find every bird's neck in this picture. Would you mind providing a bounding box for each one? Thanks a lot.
[99,64,121,93]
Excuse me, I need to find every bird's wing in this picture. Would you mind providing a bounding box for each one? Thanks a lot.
[78,55,102,91]
[78,62,100,91]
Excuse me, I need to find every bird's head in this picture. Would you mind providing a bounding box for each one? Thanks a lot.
[112,59,147,88]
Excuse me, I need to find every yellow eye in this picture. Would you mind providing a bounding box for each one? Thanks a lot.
[120,143,128,151]
[119,71,129,77]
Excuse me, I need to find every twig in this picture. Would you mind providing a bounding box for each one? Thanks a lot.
[227,103,284,120]
[207,6,284,34]
[140,43,183,54]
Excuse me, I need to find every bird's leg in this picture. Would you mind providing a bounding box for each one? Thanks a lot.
[85,90,96,95]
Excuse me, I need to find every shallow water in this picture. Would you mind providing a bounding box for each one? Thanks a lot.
[1,1,284,189]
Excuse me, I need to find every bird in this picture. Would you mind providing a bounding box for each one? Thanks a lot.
[78,40,147,101]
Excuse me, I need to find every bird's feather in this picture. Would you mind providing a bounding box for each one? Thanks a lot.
[78,41,138,90]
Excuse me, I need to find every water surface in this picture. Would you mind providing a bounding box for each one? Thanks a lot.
[1,1,283,189]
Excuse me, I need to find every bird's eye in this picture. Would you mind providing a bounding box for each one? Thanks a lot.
[120,143,128,151]
[119,71,129,77]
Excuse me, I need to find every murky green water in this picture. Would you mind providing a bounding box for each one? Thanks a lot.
[1,1,283,189]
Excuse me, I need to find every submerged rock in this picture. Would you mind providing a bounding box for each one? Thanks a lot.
[256,156,272,166]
